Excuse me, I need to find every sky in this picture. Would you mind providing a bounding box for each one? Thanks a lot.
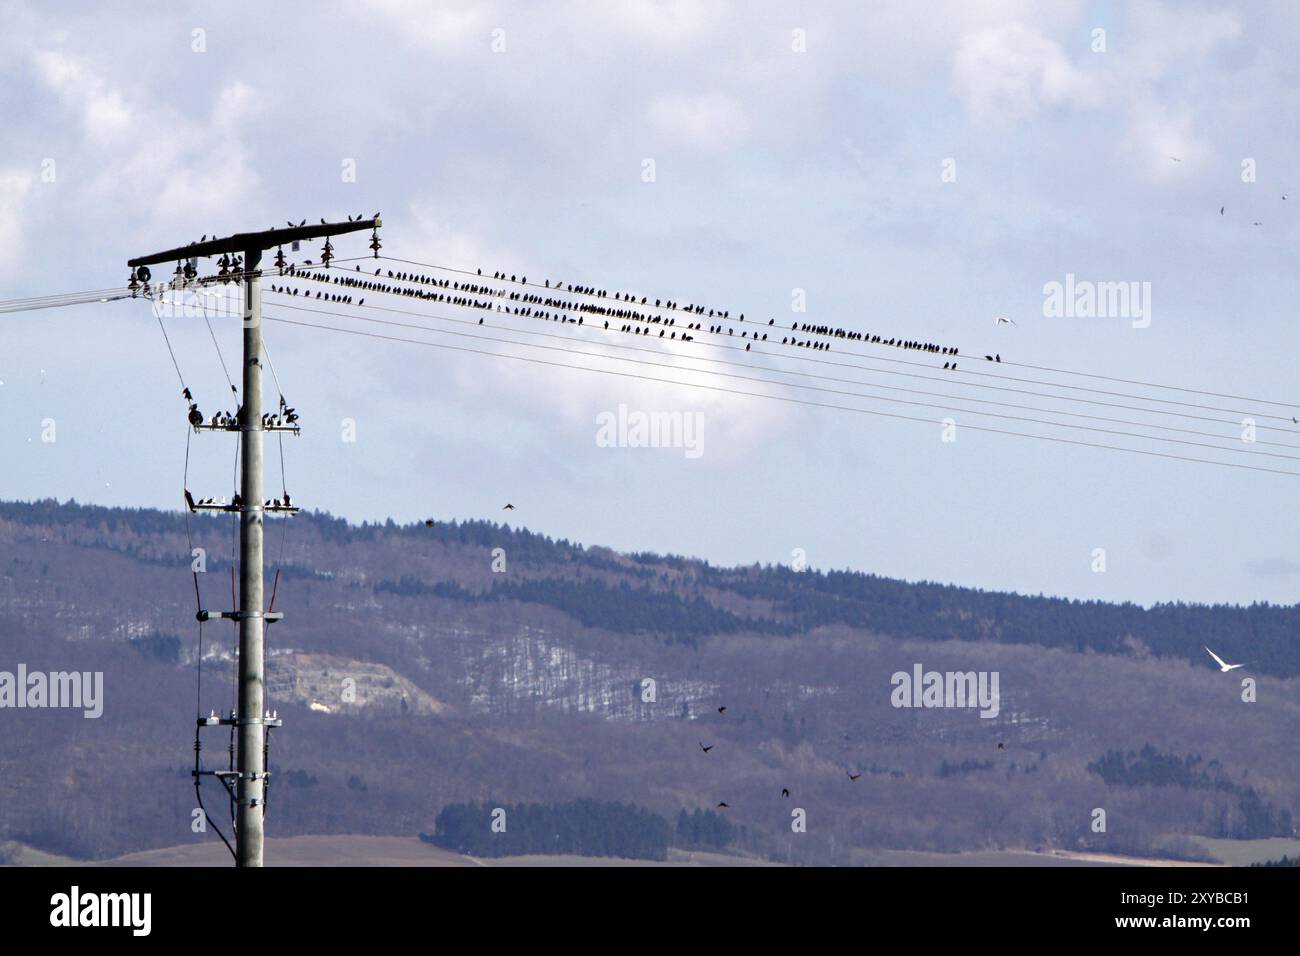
[1,0,1298,608]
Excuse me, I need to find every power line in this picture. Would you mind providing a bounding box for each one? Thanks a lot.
[258,310,1300,478]
[372,254,1300,413]
[269,281,1269,431]
[299,262,1299,424]
[263,296,1300,453]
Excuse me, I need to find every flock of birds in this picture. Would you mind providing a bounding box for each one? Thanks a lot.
[183,489,295,512]
[266,261,1023,371]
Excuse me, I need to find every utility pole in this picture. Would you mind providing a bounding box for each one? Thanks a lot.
[128,216,381,867]
[237,245,266,867]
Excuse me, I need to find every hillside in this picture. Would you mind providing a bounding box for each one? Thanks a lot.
[0,498,1297,863]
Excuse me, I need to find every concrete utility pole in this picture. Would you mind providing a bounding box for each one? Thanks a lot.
[128,216,381,867]
[237,245,266,867]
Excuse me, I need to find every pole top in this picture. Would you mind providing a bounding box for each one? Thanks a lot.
[128,216,382,268]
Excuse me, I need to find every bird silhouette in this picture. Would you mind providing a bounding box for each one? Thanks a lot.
[503,503,515,511]
[699,742,713,753]
[717,706,726,714]
[716,802,729,809]
[424,519,434,527]
[994,316,1016,327]
[997,742,1006,752]
[847,771,861,781]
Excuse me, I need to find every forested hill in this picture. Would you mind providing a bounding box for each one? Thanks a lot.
[2,497,1297,676]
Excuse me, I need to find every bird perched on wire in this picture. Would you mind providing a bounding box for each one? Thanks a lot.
[187,403,204,427]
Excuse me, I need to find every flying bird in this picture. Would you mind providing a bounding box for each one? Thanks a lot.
[717,706,726,714]
[1169,155,1182,162]
[847,771,861,781]
[997,742,1006,752]
[503,503,515,511]
[1205,646,1244,672]
[781,788,790,798]
[699,742,713,753]
[994,316,1016,327]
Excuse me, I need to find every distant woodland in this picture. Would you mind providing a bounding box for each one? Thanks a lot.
[0,498,1296,863]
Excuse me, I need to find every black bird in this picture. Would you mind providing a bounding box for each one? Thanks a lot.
[847,771,862,781]
[717,706,726,714]
[716,802,729,809]
[781,788,790,798]
[424,519,434,527]
[995,354,1001,362]
[699,742,713,753]
[503,503,515,510]
[1220,206,1225,215]
[182,387,192,401]
[187,403,203,427]
[997,742,1006,752]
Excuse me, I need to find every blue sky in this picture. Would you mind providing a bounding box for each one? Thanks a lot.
[1,0,1298,607]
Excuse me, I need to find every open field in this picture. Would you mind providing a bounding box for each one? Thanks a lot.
[7,834,1268,867]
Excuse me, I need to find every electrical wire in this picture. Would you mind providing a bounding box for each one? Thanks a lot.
[259,310,1300,477]
[263,294,1300,450]
[272,275,1298,429]
[260,302,1299,463]
[372,254,1299,414]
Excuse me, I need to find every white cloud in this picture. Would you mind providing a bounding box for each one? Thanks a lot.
[32,49,133,143]
[0,169,34,277]
[649,92,751,151]
[951,23,1099,125]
